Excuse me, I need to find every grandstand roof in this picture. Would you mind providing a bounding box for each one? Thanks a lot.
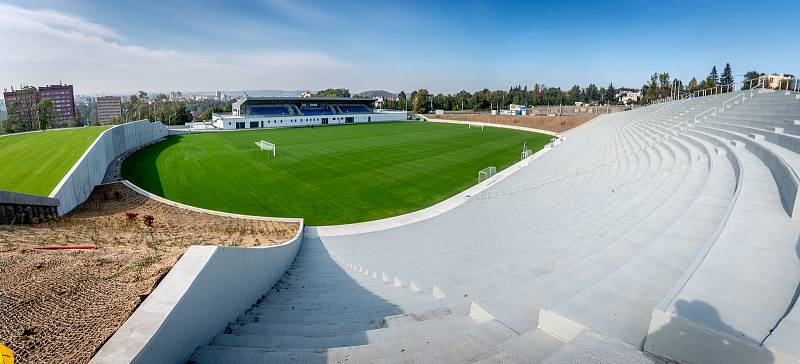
[233,96,373,108]
[233,96,375,117]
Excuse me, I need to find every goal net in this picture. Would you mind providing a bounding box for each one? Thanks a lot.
[254,140,276,158]
[468,123,485,130]
[477,166,497,183]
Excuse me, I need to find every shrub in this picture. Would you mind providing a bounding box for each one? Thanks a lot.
[124,212,138,222]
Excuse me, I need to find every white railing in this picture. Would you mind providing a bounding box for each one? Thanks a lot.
[720,93,746,112]
[694,107,717,127]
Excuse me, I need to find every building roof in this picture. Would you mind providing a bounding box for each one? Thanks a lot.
[236,96,372,103]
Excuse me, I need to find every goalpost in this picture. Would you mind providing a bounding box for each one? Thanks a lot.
[477,166,497,183]
[254,140,276,158]
[521,141,533,160]
[468,123,485,130]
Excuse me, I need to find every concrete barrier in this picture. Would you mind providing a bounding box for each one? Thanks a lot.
[50,120,167,214]
[312,121,563,236]
[0,189,59,224]
[420,115,562,137]
[90,222,304,364]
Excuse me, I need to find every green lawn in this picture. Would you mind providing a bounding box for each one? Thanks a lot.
[0,127,110,196]
[122,121,551,225]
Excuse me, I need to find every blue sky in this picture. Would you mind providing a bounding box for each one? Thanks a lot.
[0,0,798,95]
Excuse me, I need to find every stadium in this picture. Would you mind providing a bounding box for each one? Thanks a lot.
[5,1,800,362]
[209,96,406,130]
[3,79,800,364]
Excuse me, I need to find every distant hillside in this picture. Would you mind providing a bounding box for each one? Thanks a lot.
[189,90,310,98]
[356,90,397,98]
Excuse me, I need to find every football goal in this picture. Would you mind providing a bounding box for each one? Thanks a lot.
[254,140,276,158]
[521,141,533,160]
[468,123,485,130]
[478,166,497,183]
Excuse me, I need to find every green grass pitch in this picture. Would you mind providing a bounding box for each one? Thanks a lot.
[0,126,110,196]
[122,121,551,225]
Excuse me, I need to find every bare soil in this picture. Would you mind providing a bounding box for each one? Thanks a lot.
[427,114,597,133]
[0,182,299,363]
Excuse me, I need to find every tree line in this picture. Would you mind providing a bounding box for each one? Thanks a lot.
[372,83,623,115]
[639,63,764,103]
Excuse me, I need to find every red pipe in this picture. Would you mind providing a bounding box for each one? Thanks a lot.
[35,245,98,250]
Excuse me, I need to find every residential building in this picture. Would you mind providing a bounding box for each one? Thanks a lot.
[97,96,122,124]
[38,84,76,122]
[616,88,642,104]
[762,73,795,89]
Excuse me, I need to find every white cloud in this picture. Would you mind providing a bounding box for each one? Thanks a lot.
[0,3,358,94]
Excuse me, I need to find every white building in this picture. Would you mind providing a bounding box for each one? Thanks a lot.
[761,73,795,89]
[617,88,642,104]
[211,96,406,130]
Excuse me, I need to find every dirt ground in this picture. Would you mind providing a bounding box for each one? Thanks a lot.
[0,182,299,364]
[427,113,597,133]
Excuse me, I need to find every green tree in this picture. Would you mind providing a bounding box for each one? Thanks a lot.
[35,99,57,130]
[709,66,719,84]
[199,106,223,121]
[173,104,193,125]
[605,83,617,104]
[412,89,430,114]
[70,108,84,127]
[720,63,734,91]
[741,70,761,89]
[641,73,658,103]
[397,91,407,110]
[3,103,19,133]
[688,77,698,92]
[585,84,600,103]
[314,88,350,98]
[658,73,671,98]
[566,85,582,104]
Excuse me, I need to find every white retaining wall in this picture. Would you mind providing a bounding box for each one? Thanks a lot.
[50,120,167,214]
[312,119,565,236]
[90,223,304,364]
[420,115,562,137]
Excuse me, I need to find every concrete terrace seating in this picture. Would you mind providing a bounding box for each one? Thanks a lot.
[188,89,800,363]
[299,107,335,116]
[249,106,292,116]
[337,105,372,113]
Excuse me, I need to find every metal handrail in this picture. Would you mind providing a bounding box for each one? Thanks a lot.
[694,106,717,127]
[721,93,746,111]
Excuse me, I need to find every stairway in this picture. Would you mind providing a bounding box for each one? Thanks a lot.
[184,89,800,363]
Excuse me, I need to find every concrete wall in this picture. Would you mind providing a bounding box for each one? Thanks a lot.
[50,120,167,214]
[90,224,304,364]
[420,115,562,137]
[0,189,59,224]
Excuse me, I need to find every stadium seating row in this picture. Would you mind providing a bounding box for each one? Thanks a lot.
[190,89,800,363]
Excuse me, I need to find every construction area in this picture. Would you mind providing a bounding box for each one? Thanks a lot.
[426,113,596,133]
[0,183,299,364]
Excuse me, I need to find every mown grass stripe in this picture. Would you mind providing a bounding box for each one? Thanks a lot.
[122,121,550,225]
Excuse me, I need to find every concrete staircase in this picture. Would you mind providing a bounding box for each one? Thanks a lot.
[187,89,800,363]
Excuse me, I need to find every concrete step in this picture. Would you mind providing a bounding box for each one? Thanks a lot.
[474,329,566,363]
[541,330,663,364]
[228,311,475,336]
